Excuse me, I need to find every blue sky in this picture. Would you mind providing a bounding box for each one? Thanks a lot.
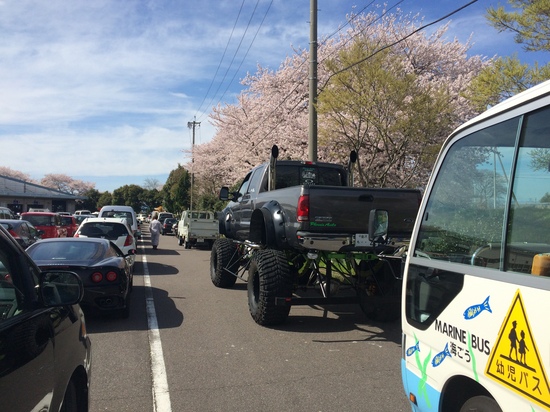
[0,0,547,192]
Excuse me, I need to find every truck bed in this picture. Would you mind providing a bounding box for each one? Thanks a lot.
[305,185,421,239]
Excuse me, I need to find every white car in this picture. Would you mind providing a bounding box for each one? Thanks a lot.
[98,205,141,239]
[75,217,137,270]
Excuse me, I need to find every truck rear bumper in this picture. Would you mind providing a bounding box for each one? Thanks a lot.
[296,232,354,251]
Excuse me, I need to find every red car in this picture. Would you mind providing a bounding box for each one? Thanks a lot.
[20,212,67,239]
[60,215,78,237]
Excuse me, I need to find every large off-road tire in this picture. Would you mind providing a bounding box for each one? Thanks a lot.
[357,260,401,322]
[210,238,238,288]
[247,249,293,326]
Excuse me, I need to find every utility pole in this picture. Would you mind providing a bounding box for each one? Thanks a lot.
[308,0,318,162]
[187,118,200,210]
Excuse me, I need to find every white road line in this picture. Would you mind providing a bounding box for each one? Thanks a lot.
[142,250,172,412]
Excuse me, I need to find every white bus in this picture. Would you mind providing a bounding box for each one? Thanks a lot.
[401,80,550,412]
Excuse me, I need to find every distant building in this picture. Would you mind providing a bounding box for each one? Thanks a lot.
[0,175,85,215]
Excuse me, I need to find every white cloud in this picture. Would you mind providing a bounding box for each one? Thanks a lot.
[0,0,543,192]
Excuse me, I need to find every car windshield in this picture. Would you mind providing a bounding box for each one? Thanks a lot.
[80,223,128,240]
[29,241,103,261]
[24,215,54,226]
[60,216,73,225]
[102,211,133,226]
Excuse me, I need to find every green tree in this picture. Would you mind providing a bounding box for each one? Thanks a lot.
[112,184,146,212]
[77,188,101,212]
[140,189,163,213]
[467,0,550,109]
[97,192,113,209]
[161,165,191,213]
[487,0,550,52]
[465,56,550,111]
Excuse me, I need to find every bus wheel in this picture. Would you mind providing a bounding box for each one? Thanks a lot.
[459,396,502,412]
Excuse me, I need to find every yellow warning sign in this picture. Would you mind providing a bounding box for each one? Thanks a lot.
[485,290,550,409]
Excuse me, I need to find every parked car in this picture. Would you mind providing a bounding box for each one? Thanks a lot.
[60,214,78,237]
[157,212,173,224]
[0,219,42,248]
[20,211,67,238]
[75,210,92,215]
[161,217,178,235]
[98,205,141,239]
[26,237,134,318]
[74,214,96,226]
[0,206,15,219]
[0,225,91,412]
[75,217,137,271]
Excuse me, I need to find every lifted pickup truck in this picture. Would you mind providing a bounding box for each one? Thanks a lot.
[211,146,421,326]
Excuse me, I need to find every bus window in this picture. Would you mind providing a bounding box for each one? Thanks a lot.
[414,117,519,269]
[506,106,550,274]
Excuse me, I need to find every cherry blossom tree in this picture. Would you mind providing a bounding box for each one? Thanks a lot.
[191,9,488,190]
[0,166,34,182]
[317,12,487,188]
[40,173,95,195]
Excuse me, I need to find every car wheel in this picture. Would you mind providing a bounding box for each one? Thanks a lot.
[459,396,502,412]
[60,379,78,412]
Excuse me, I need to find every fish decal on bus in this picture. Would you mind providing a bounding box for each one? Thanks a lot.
[463,296,492,320]
[431,343,451,367]
[406,340,420,356]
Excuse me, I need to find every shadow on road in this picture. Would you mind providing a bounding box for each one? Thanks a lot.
[85,285,184,333]
[144,261,179,275]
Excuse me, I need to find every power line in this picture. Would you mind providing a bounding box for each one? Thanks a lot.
[322,0,478,86]
[244,0,479,152]
[194,0,246,117]
[196,0,264,122]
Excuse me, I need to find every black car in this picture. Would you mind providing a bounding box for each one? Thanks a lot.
[26,237,134,318]
[161,217,178,235]
[0,225,91,412]
[0,219,43,248]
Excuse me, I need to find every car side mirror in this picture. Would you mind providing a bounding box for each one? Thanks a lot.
[40,271,84,306]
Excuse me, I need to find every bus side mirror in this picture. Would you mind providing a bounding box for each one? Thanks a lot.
[369,209,388,239]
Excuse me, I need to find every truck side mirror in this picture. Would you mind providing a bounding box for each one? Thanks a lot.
[369,209,388,239]
[219,187,229,201]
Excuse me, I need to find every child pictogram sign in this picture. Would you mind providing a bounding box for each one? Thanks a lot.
[485,290,550,409]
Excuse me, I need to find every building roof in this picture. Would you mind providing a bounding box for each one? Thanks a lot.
[0,175,84,200]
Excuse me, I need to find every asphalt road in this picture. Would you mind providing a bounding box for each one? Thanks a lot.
[87,224,411,412]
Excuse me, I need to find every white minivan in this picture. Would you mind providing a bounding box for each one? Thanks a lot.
[98,205,141,239]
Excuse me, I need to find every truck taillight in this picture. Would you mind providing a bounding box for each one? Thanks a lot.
[297,195,309,222]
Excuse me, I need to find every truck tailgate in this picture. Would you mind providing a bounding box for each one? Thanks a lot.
[306,186,421,238]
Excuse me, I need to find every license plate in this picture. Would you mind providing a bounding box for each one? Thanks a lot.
[355,234,369,247]
[197,238,204,242]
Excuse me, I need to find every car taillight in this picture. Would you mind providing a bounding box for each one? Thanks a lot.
[124,235,133,246]
[91,272,103,283]
[297,195,309,222]
[106,271,117,282]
